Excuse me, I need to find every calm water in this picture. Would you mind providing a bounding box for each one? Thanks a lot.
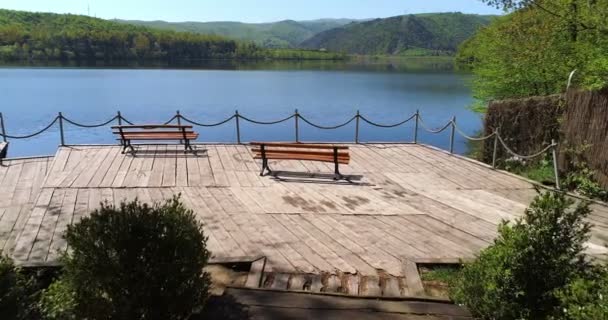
[0,60,480,157]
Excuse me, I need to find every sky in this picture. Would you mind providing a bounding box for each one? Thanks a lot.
[1,0,502,23]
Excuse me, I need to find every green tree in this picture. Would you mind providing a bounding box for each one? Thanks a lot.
[459,0,608,105]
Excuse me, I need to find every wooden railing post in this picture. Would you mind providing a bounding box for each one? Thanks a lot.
[117,111,122,125]
[58,112,65,146]
[355,110,360,144]
[235,110,241,144]
[0,112,7,143]
[552,139,561,190]
[294,109,300,143]
[492,127,499,169]
[449,116,456,154]
[413,109,419,144]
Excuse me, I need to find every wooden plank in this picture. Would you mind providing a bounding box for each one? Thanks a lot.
[288,274,307,291]
[136,145,156,187]
[44,147,70,187]
[257,213,330,273]
[360,276,381,296]
[11,188,54,261]
[71,188,90,225]
[274,214,355,274]
[70,148,111,187]
[269,273,290,290]
[403,261,425,296]
[28,189,66,262]
[176,151,188,187]
[207,146,228,186]
[245,257,266,288]
[99,148,127,187]
[47,188,78,261]
[382,277,402,297]
[111,151,134,187]
[161,145,177,187]
[185,150,201,187]
[314,214,404,275]
[295,214,377,276]
[122,146,147,187]
[147,145,166,187]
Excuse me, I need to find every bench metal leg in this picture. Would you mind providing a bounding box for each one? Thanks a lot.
[260,159,272,176]
[121,140,130,154]
[123,140,135,155]
[334,162,343,180]
[332,146,343,180]
[184,140,195,153]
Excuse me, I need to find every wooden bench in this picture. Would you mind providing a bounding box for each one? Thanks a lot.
[0,141,8,165]
[250,142,350,179]
[111,125,198,154]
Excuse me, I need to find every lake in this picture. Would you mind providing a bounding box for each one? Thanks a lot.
[0,59,481,157]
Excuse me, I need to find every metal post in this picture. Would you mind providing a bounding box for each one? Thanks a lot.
[175,110,183,144]
[0,112,7,143]
[413,109,419,144]
[295,109,300,143]
[492,128,499,168]
[117,111,122,125]
[355,110,360,144]
[235,110,241,144]
[449,116,456,154]
[551,139,561,190]
[58,112,65,146]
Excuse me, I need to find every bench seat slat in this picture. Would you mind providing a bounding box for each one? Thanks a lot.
[251,148,349,158]
[250,142,348,150]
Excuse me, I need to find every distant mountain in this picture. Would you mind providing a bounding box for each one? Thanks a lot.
[115,18,359,48]
[301,13,495,55]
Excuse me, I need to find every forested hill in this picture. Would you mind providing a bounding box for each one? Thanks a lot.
[301,13,495,55]
[115,19,358,48]
[0,9,345,63]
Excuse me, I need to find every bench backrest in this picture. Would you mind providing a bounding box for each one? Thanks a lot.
[250,142,349,150]
[250,142,350,164]
[111,124,195,138]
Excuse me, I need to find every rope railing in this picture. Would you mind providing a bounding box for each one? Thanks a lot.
[62,115,120,128]
[299,114,357,130]
[237,113,295,125]
[0,109,562,189]
[359,113,416,128]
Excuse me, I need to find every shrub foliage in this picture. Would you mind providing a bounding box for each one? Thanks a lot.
[49,196,210,320]
[451,191,593,319]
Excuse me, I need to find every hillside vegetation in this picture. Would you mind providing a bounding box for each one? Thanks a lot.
[301,13,494,55]
[0,9,345,63]
[116,18,357,48]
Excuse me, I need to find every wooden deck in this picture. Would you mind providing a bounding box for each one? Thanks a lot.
[3,144,608,277]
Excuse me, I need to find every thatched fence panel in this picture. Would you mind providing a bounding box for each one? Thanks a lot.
[482,95,562,164]
[559,89,608,187]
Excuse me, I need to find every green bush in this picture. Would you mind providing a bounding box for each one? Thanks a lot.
[38,278,77,320]
[0,255,37,320]
[556,268,608,320]
[48,196,211,320]
[451,191,592,319]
